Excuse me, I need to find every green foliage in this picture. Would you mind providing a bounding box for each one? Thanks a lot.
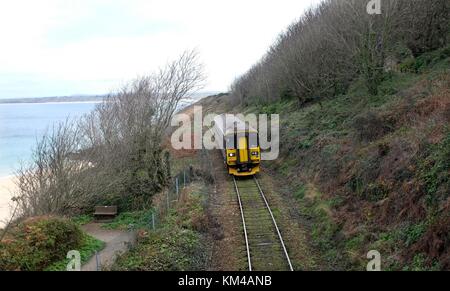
[258,100,291,115]
[403,223,428,247]
[419,130,450,206]
[280,87,296,101]
[368,220,431,271]
[400,46,450,73]
[359,32,386,96]
[364,182,390,202]
[298,137,315,150]
[113,226,203,271]
[294,185,306,200]
[71,214,93,226]
[112,188,208,271]
[239,48,449,270]
[0,217,84,271]
[296,187,345,268]
[45,234,105,271]
[399,57,418,73]
[102,209,155,230]
[380,221,428,248]
[345,234,366,251]
[402,253,441,271]
[348,177,365,196]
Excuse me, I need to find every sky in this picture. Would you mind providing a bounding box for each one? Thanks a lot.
[0,0,322,99]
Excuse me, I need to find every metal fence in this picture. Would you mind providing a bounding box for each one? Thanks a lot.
[148,166,196,230]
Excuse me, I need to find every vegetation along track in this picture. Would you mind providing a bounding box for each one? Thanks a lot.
[233,176,293,271]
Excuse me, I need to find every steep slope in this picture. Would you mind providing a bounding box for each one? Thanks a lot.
[200,48,449,270]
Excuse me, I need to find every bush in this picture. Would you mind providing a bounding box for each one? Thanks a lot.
[112,185,208,271]
[0,217,83,271]
[45,234,104,271]
[112,225,204,271]
[400,46,450,74]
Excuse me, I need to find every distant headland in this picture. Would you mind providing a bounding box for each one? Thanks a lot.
[0,91,221,105]
[0,95,107,104]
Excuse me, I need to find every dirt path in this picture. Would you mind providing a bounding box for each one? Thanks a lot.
[81,223,137,271]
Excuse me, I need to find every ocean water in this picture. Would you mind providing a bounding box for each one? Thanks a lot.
[0,102,98,177]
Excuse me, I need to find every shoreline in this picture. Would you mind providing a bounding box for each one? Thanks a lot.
[0,175,16,228]
[0,101,102,105]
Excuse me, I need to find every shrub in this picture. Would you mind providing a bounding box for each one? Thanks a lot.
[112,225,204,271]
[112,185,208,271]
[45,234,104,271]
[0,217,83,271]
[400,46,450,74]
[399,57,419,73]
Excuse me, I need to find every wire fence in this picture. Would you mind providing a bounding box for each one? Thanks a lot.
[147,166,197,230]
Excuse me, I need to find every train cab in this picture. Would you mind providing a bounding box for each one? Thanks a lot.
[213,115,260,176]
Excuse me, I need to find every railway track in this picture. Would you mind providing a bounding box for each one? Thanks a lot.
[233,176,293,271]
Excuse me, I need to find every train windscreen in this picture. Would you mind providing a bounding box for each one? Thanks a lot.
[249,133,258,148]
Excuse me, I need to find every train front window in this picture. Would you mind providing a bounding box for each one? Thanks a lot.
[225,135,235,149]
[249,133,258,148]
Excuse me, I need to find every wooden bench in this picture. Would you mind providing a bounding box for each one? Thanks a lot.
[94,206,118,222]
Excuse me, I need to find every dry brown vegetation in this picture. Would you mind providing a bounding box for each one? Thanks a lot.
[230,0,448,106]
[213,0,449,270]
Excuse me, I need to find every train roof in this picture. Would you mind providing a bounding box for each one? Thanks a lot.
[213,114,258,136]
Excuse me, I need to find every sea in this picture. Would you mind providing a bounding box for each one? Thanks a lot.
[0,102,98,177]
[0,91,217,178]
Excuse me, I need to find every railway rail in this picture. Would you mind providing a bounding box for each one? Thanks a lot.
[233,176,293,271]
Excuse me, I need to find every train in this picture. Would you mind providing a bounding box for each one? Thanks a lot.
[213,114,260,176]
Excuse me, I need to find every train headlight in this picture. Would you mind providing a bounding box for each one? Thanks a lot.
[251,151,259,156]
[228,153,236,157]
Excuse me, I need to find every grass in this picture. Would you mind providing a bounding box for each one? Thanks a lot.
[291,183,347,269]
[102,209,155,230]
[239,48,450,270]
[419,129,450,207]
[113,224,204,271]
[71,214,93,226]
[44,234,105,271]
[111,183,209,271]
[402,254,441,271]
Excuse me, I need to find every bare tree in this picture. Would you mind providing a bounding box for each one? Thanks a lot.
[230,0,449,105]
[14,49,205,217]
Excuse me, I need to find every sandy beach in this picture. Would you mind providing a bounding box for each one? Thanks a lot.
[0,175,16,228]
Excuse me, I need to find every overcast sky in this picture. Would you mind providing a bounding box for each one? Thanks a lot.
[0,0,322,99]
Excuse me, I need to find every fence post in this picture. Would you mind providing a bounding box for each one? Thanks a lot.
[95,251,100,271]
[166,190,169,211]
[183,170,186,188]
[176,177,179,198]
[152,212,155,230]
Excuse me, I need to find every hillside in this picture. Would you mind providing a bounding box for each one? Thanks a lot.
[198,47,450,270]
[0,0,447,273]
